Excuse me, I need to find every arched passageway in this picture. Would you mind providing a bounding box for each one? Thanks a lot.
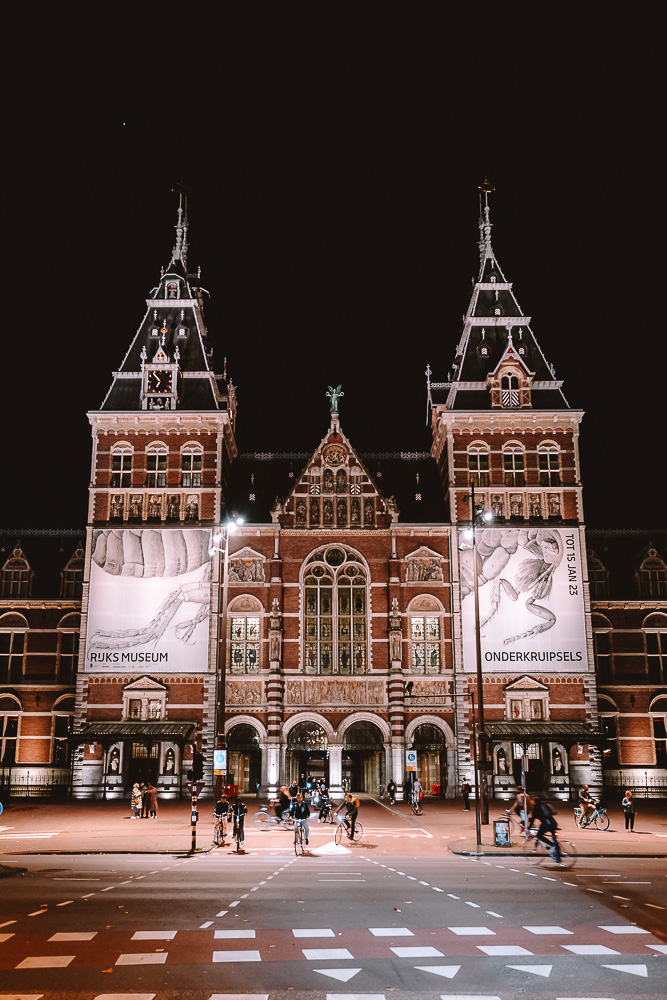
[410,723,447,795]
[286,721,329,787]
[343,720,384,793]
[227,723,261,793]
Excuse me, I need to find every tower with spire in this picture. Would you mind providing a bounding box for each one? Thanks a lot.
[71,197,238,798]
[428,181,601,798]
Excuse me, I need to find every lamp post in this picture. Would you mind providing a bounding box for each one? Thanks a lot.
[461,482,492,828]
[211,517,243,801]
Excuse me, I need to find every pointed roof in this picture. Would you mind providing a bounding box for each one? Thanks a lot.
[429,181,569,413]
[96,200,234,416]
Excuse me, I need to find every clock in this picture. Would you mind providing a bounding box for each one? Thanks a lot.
[147,369,173,393]
[323,444,347,466]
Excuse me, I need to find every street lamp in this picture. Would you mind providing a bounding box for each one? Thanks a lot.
[210,516,244,800]
[461,482,493,834]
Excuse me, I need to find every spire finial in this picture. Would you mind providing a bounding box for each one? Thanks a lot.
[477,176,495,264]
[170,182,190,266]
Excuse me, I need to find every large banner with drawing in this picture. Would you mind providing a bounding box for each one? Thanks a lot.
[84,528,212,673]
[459,526,588,673]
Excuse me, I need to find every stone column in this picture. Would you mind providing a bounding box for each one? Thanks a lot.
[387,595,406,798]
[328,744,343,796]
[266,597,283,796]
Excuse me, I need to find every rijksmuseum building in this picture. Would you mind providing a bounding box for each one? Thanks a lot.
[1,193,665,802]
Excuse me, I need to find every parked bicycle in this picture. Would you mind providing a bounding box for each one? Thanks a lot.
[334,814,364,845]
[521,824,578,868]
[252,804,294,831]
[574,802,609,830]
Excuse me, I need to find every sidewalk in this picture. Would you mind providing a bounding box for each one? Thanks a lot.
[1,795,666,876]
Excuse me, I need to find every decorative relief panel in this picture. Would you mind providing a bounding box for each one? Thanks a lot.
[285,678,386,706]
[405,547,444,583]
[226,679,263,706]
[229,548,266,583]
[408,680,449,700]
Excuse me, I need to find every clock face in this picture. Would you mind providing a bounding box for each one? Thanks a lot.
[147,369,173,393]
[323,444,347,466]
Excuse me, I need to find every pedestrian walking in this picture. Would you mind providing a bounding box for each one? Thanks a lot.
[130,783,142,819]
[461,779,471,811]
[387,779,396,805]
[140,780,148,818]
[144,782,158,819]
[622,789,635,831]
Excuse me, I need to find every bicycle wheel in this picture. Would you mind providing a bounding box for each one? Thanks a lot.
[294,825,305,856]
[351,821,363,843]
[595,811,610,831]
[334,823,343,846]
[253,811,272,831]
[554,840,578,869]
[522,835,547,865]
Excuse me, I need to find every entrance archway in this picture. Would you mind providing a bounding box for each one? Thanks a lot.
[227,723,261,793]
[410,723,447,795]
[343,720,384,793]
[286,721,329,786]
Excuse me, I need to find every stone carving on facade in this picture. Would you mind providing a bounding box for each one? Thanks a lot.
[285,678,385,706]
[229,548,266,583]
[491,494,504,519]
[405,546,444,582]
[410,679,448,700]
[389,596,402,662]
[269,597,282,663]
[227,680,262,706]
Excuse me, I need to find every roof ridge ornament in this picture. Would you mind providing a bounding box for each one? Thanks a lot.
[478,176,495,267]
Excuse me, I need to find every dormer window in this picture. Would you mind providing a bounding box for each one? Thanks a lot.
[638,549,667,599]
[167,281,178,299]
[501,374,520,406]
[61,545,84,599]
[1,548,31,598]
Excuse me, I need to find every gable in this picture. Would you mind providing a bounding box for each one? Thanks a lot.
[278,418,395,529]
[122,675,168,693]
[504,675,549,693]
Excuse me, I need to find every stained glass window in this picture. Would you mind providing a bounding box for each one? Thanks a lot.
[304,548,368,674]
[230,616,261,673]
[410,616,441,674]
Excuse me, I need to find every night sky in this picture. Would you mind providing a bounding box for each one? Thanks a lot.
[2,68,660,531]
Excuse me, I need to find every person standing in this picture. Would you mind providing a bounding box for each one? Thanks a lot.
[387,779,396,805]
[461,779,471,811]
[130,783,142,819]
[144,782,158,819]
[139,781,148,819]
[622,789,635,831]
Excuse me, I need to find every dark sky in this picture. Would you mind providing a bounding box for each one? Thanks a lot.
[1,65,661,530]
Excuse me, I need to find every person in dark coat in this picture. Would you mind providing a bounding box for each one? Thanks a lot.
[461,779,471,811]
[387,780,396,805]
[144,782,158,819]
[622,789,635,831]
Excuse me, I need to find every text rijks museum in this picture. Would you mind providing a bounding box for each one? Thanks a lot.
[1,191,665,804]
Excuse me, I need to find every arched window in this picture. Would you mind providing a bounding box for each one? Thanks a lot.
[644,613,667,684]
[57,613,81,683]
[1,546,31,598]
[638,549,667,599]
[538,443,561,486]
[181,445,202,488]
[0,613,27,683]
[110,443,133,488]
[229,597,262,674]
[52,695,75,768]
[146,443,168,488]
[0,694,20,764]
[650,694,667,768]
[408,596,444,675]
[166,281,179,299]
[468,443,490,487]
[592,613,612,684]
[588,551,609,600]
[501,373,520,406]
[503,443,525,487]
[61,545,84,599]
[303,546,368,674]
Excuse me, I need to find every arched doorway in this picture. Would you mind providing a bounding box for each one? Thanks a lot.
[343,720,384,793]
[286,721,328,786]
[410,723,447,796]
[227,723,261,793]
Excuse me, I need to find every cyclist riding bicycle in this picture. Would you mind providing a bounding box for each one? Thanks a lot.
[273,785,290,821]
[577,784,594,826]
[213,794,230,844]
[412,778,423,806]
[336,792,359,840]
[293,792,310,845]
[230,797,247,845]
[529,796,560,861]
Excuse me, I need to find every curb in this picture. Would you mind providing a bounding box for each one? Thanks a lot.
[448,847,667,859]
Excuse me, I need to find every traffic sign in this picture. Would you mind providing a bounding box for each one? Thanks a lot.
[213,749,227,775]
[406,750,417,772]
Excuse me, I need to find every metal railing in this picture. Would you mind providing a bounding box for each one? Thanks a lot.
[0,769,71,799]
[602,772,667,798]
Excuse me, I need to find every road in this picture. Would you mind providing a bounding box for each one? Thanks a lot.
[1,813,665,1000]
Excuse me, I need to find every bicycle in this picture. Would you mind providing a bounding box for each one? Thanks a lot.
[252,805,294,831]
[213,812,227,846]
[334,815,364,845]
[318,798,335,824]
[411,793,423,816]
[294,818,307,855]
[521,825,578,869]
[574,803,609,830]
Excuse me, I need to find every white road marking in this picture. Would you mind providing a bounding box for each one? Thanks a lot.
[646,944,667,954]
[415,964,460,978]
[0,932,15,942]
[313,968,361,982]
[390,946,443,958]
[432,887,444,892]
[562,944,620,955]
[369,927,413,936]
[214,930,256,939]
[523,926,572,935]
[448,926,495,936]
[16,955,75,968]
[212,950,262,962]
[302,948,354,960]
[599,925,649,934]
[116,953,168,965]
[56,901,74,907]
[216,910,228,917]
[465,902,480,908]
[486,911,503,918]
[49,932,97,941]
[292,928,335,937]
[131,931,177,940]
[478,945,533,956]
[200,921,213,928]
[507,964,552,977]
[602,963,648,977]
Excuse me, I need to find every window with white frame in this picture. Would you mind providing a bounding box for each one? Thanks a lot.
[230,616,261,673]
[60,545,84,599]
[503,443,525,487]
[0,698,19,764]
[538,443,561,485]
[0,614,26,683]
[57,614,80,683]
[304,547,368,674]
[638,549,667,599]
[1,548,31,598]
[181,446,202,488]
[122,682,167,721]
[504,679,549,720]
[501,373,520,406]
[410,616,441,673]
[110,444,133,488]
[146,445,168,487]
[468,444,490,487]
[52,696,74,768]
